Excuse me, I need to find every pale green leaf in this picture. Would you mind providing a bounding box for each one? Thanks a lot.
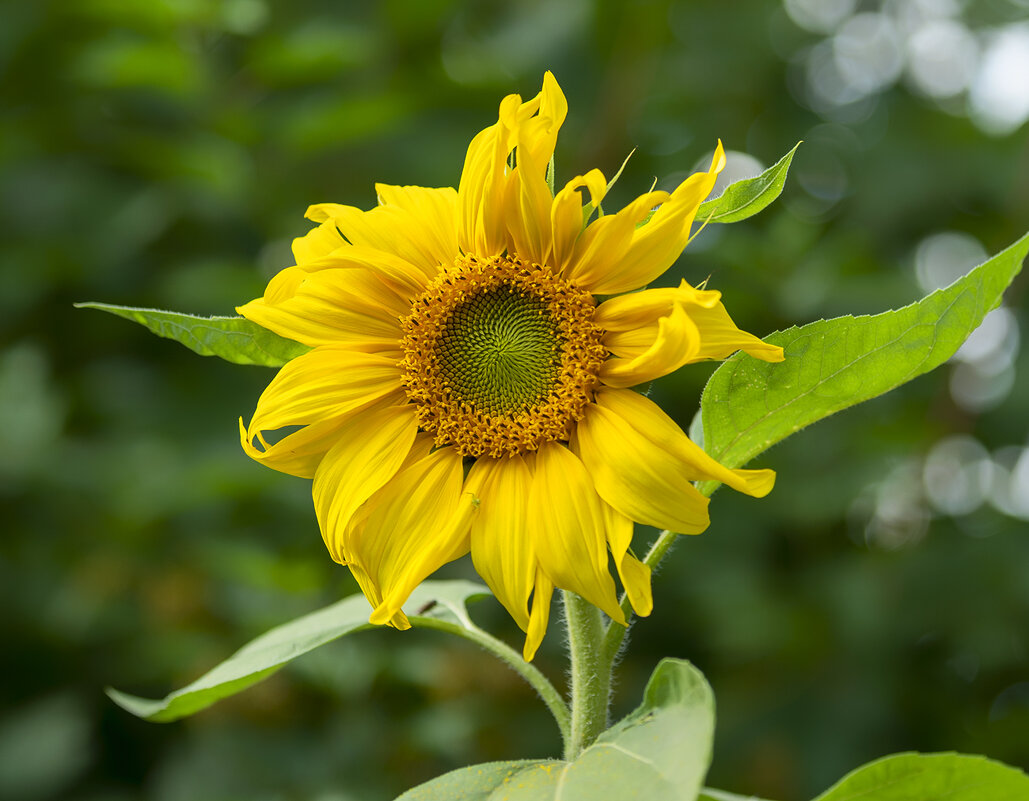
[76,302,310,367]
[397,658,714,801]
[811,752,1029,801]
[698,790,776,801]
[696,142,800,224]
[107,580,490,722]
[699,231,1028,492]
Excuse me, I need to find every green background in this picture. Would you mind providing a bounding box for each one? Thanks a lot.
[2,1,1027,799]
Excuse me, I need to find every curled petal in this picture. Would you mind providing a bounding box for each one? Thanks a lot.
[599,303,701,388]
[528,443,625,624]
[292,219,345,265]
[602,501,652,618]
[237,266,406,350]
[364,447,478,625]
[239,347,405,478]
[597,388,776,497]
[524,567,554,661]
[312,405,419,564]
[572,397,711,535]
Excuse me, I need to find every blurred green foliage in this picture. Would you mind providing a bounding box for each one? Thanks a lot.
[2,1,1027,799]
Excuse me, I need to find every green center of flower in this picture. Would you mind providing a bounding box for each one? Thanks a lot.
[438,286,561,413]
[399,255,607,458]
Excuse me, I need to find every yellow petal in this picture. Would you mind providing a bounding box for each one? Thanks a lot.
[550,169,608,273]
[572,143,726,295]
[528,442,625,624]
[572,397,711,534]
[312,404,419,564]
[292,219,345,265]
[597,388,776,497]
[239,347,405,478]
[599,303,702,388]
[594,280,722,331]
[374,185,460,270]
[523,567,554,661]
[563,191,667,291]
[457,72,567,259]
[307,191,457,279]
[237,266,406,350]
[457,93,521,258]
[362,447,478,625]
[677,295,785,364]
[467,455,537,631]
[602,501,652,618]
[347,560,411,630]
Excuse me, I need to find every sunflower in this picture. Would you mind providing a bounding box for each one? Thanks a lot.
[238,73,784,660]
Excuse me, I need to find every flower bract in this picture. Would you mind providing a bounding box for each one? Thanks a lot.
[238,72,784,660]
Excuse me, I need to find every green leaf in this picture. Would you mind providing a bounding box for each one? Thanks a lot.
[107,580,490,722]
[696,142,800,224]
[811,752,1029,801]
[699,231,1028,492]
[699,790,776,801]
[397,658,714,801]
[76,302,310,367]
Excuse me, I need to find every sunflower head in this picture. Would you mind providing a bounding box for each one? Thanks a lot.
[238,72,784,660]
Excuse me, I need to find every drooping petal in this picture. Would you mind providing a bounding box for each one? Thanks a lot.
[674,295,785,363]
[595,279,783,385]
[312,404,419,564]
[550,169,608,274]
[572,397,711,535]
[524,567,554,661]
[602,501,652,618]
[528,442,625,624]
[570,143,726,295]
[467,455,537,631]
[599,303,702,388]
[362,447,479,625]
[597,388,776,497]
[237,266,406,351]
[239,347,405,478]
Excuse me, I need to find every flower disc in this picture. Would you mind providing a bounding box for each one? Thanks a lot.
[400,255,606,457]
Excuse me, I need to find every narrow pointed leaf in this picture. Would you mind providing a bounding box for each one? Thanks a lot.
[397,658,714,801]
[76,302,310,367]
[107,580,490,722]
[699,231,1028,492]
[811,752,1029,801]
[696,142,800,224]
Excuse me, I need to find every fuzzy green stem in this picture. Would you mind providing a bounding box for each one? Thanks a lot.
[413,616,571,749]
[562,590,611,759]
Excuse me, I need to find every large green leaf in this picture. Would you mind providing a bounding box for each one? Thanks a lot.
[699,231,1028,491]
[107,580,490,722]
[696,142,800,224]
[397,658,714,801]
[76,302,309,367]
[811,752,1029,801]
